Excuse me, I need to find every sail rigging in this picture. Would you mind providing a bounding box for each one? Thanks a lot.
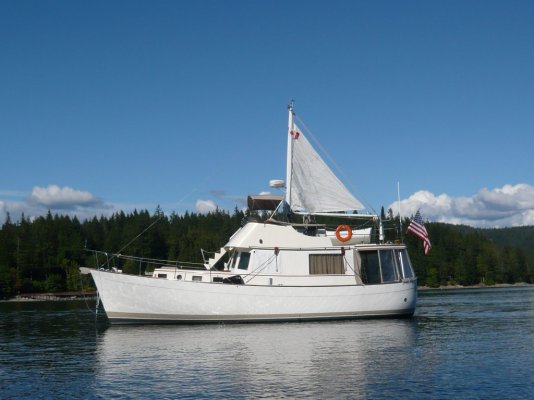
[285,106,365,214]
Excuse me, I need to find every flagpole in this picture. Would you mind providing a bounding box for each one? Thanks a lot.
[398,181,403,242]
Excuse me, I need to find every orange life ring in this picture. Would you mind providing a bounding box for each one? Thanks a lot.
[335,225,352,242]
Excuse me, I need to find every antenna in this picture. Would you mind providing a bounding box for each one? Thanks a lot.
[288,100,295,112]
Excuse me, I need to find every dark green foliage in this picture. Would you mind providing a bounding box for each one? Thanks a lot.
[0,208,245,298]
[0,266,17,299]
[0,208,532,298]
[405,221,534,287]
[479,226,534,260]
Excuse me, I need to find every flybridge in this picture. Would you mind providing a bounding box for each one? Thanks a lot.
[247,194,284,211]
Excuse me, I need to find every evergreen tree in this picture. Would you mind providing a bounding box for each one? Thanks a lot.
[0,208,532,297]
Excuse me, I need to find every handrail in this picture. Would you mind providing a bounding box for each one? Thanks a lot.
[85,249,205,270]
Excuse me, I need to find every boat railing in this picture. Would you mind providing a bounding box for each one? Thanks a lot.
[85,249,206,274]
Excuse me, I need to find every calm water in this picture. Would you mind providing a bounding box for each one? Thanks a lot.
[1,287,533,399]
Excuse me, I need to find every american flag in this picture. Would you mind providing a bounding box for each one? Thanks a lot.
[407,210,431,255]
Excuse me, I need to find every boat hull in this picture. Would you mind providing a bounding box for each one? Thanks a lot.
[88,269,417,324]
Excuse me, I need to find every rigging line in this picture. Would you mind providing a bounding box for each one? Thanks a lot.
[105,173,214,266]
[244,254,277,283]
[244,256,273,283]
[103,215,164,268]
[110,252,203,267]
[343,255,356,275]
[343,255,364,286]
[294,114,377,215]
[79,270,97,315]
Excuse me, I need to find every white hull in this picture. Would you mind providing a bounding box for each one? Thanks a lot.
[89,269,417,324]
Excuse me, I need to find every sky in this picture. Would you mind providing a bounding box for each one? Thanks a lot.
[1,0,533,228]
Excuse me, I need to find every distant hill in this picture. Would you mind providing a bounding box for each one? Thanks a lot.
[403,221,533,287]
[425,223,534,261]
[477,225,534,260]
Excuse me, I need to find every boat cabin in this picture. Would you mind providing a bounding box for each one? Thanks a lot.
[151,221,415,287]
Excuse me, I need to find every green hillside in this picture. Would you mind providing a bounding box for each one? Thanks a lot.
[398,221,533,287]
[478,226,534,260]
[1,210,533,298]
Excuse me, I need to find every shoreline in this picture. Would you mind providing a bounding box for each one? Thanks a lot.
[1,291,97,303]
[417,282,532,291]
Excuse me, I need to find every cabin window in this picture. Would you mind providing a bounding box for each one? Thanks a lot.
[237,252,251,270]
[192,276,202,282]
[309,254,344,275]
[380,250,400,283]
[360,251,382,284]
[395,249,415,279]
[360,250,405,284]
[157,273,167,279]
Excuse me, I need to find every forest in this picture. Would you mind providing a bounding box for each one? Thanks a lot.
[0,208,533,299]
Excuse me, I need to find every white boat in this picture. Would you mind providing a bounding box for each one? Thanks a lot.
[81,104,417,324]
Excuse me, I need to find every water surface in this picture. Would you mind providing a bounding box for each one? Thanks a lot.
[1,287,533,399]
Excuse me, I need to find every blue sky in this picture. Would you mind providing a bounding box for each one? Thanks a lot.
[1,0,533,228]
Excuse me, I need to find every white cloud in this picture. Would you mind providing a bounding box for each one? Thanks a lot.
[389,183,534,228]
[29,185,103,209]
[0,185,113,225]
[195,199,217,214]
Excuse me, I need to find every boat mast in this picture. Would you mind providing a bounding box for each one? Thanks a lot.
[285,102,295,214]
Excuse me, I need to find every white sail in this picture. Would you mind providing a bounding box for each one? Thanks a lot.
[286,121,364,214]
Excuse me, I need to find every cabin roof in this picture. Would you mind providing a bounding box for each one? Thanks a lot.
[226,221,332,249]
[247,195,284,211]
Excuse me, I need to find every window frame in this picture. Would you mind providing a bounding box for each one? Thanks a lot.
[309,254,345,275]
[237,252,251,270]
[359,249,406,285]
[395,249,415,279]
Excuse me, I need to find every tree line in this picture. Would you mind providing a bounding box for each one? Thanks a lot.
[0,208,532,298]
[0,208,245,299]
[404,222,533,287]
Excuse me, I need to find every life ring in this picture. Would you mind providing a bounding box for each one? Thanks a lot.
[335,225,352,242]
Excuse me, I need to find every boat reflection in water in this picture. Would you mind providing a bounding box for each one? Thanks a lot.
[93,319,417,398]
